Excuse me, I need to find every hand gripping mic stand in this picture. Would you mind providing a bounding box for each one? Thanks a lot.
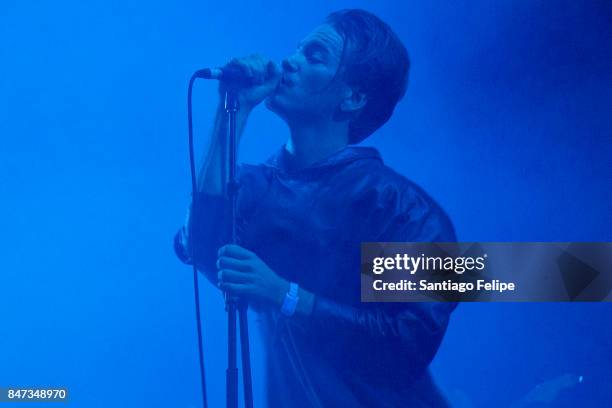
[187,72,254,408]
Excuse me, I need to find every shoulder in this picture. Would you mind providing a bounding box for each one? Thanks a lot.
[351,160,456,242]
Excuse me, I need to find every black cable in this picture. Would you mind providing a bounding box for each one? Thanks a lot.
[188,72,209,408]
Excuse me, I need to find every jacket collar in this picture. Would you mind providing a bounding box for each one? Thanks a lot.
[265,144,382,175]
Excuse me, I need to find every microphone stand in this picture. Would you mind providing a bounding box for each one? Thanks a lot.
[224,89,254,408]
[187,73,254,408]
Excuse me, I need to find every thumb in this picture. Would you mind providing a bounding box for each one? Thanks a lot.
[264,61,282,87]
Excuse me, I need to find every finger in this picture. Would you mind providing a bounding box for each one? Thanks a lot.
[218,244,254,259]
[231,55,264,84]
[226,57,254,80]
[249,54,267,83]
[218,281,250,295]
[246,54,276,85]
[217,256,251,271]
[266,60,281,81]
[217,269,253,284]
[217,256,250,270]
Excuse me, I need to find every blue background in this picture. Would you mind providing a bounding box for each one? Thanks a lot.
[1,1,610,407]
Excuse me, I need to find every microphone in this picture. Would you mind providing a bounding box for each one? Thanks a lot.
[194,66,255,87]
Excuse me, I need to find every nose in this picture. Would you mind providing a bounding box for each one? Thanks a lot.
[282,55,299,73]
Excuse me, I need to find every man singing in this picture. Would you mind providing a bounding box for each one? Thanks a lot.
[175,9,456,407]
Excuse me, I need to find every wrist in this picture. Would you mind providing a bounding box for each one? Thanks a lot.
[274,279,290,308]
[295,288,315,317]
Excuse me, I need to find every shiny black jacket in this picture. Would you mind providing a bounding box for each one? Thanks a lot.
[175,146,457,407]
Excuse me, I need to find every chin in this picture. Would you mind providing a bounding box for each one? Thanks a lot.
[266,94,318,125]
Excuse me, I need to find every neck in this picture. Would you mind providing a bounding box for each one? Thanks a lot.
[285,120,349,170]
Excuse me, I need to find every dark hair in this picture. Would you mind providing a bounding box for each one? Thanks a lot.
[326,9,410,144]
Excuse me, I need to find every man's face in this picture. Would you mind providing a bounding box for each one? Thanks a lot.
[266,24,347,124]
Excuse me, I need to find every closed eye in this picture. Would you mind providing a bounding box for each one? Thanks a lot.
[297,41,329,64]
[304,46,327,63]
[306,52,324,63]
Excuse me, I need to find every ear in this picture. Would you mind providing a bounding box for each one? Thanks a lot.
[339,88,367,114]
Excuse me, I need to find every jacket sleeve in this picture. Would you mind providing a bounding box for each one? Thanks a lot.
[310,298,456,376]
[173,193,231,285]
[173,164,270,285]
[307,186,458,375]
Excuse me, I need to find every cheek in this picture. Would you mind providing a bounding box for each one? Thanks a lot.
[301,68,337,94]
[297,74,343,113]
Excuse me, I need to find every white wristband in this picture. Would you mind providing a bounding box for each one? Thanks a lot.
[280,282,299,316]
